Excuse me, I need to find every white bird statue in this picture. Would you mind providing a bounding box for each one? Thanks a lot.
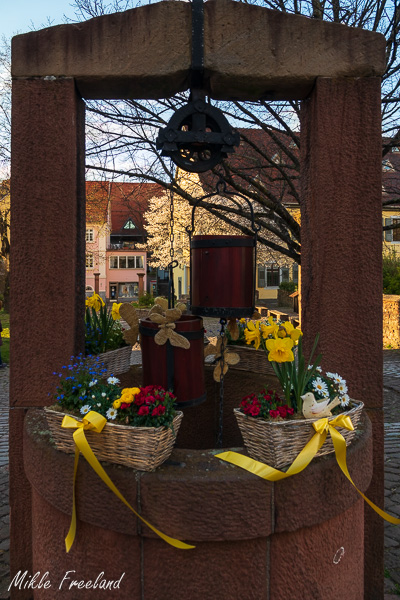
[301,392,341,420]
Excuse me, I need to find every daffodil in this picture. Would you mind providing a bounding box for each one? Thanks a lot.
[244,320,261,350]
[86,293,105,312]
[281,321,303,342]
[111,303,122,321]
[265,337,294,363]
[260,316,279,339]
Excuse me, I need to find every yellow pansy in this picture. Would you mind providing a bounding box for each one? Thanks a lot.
[244,320,261,350]
[111,303,122,321]
[281,321,303,342]
[265,337,294,363]
[113,399,122,409]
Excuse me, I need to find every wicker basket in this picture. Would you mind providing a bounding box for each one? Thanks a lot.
[234,400,364,469]
[90,345,132,376]
[45,407,183,471]
[229,345,275,376]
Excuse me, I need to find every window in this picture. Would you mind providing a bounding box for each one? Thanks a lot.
[109,256,118,269]
[109,255,145,269]
[292,263,299,284]
[86,228,94,242]
[118,283,138,297]
[393,218,400,242]
[280,267,290,283]
[123,219,136,230]
[86,253,94,269]
[258,264,280,288]
[382,159,394,172]
[393,146,400,152]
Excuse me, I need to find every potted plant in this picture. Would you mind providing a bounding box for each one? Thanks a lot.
[85,293,134,375]
[224,317,276,376]
[45,355,183,471]
[234,320,363,469]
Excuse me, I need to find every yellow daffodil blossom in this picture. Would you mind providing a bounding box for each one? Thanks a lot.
[281,321,303,342]
[86,293,105,312]
[113,399,122,409]
[111,303,122,321]
[260,316,279,339]
[244,320,261,350]
[265,337,294,363]
[239,318,247,324]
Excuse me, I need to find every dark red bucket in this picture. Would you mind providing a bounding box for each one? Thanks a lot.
[190,235,255,318]
[139,315,206,407]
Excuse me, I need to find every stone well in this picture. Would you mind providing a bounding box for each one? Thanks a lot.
[24,368,372,600]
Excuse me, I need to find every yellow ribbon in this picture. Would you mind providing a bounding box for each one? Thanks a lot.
[216,415,400,525]
[61,411,195,552]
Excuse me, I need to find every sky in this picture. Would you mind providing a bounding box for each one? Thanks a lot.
[1,0,78,40]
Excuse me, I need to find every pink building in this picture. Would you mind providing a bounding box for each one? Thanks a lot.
[85,181,163,301]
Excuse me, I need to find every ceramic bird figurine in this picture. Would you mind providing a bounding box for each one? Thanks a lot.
[301,392,341,419]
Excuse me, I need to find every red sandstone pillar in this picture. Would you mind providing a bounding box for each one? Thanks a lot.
[94,271,100,294]
[10,78,85,598]
[300,77,383,599]
[138,272,145,297]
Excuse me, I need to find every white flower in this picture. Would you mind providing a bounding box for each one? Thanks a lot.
[340,394,350,407]
[329,373,345,385]
[89,380,98,387]
[312,377,329,397]
[325,372,335,379]
[91,395,95,399]
[97,403,101,407]
[308,365,313,370]
[338,381,348,395]
[80,405,91,415]
[107,376,120,385]
[106,407,118,420]
[102,392,106,397]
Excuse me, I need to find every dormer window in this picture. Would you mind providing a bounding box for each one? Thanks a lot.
[123,219,136,230]
[382,159,394,172]
[86,228,94,242]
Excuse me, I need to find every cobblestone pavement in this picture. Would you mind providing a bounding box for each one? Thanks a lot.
[0,352,399,598]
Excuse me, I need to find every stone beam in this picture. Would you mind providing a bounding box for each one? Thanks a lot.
[11,0,386,101]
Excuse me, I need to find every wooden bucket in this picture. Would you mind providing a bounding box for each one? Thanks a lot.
[190,235,255,318]
[140,315,206,407]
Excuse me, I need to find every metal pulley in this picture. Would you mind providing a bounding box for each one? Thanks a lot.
[156,0,240,173]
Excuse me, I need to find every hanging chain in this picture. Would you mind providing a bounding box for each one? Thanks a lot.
[169,189,175,262]
[168,189,176,309]
[216,318,227,448]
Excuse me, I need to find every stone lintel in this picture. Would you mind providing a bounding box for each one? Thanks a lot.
[11,0,386,101]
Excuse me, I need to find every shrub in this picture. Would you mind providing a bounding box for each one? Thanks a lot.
[279,280,297,294]
[383,250,400,294]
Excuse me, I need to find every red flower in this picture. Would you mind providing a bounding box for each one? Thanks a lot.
[120,403,129,409]
[138,406,149,416]
[145,395,156,405]
[278,406,287,418]
[287,407,294,415]
[249,404,260,417]
[269,409,280,419]
[152,405,166,417]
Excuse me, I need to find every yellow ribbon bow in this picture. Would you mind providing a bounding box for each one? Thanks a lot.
[216,414,400,525]
[61,411,195,552]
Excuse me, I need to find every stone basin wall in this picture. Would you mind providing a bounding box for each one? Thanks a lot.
[23,379,373,600]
